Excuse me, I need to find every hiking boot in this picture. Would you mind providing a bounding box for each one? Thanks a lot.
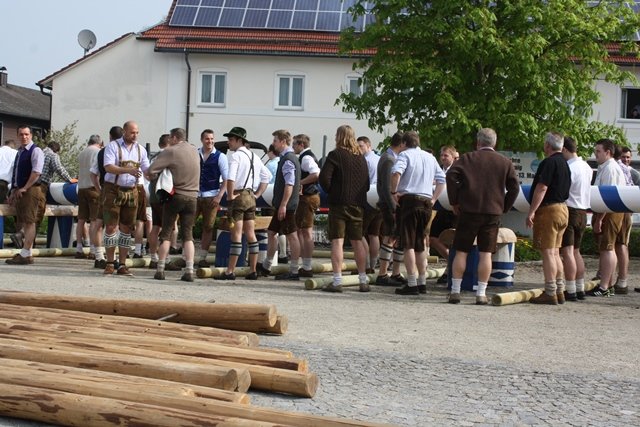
[245,272,258,280]
[436,272,449,284]
[448,293,461,304]
[148,260,158,269]
[75,252,87,259]
[180,272,194,282]
[359,283,371,292]
[395,285,419,295]
[556,292,566,305]
[94,259,107,269]
[298,268,313,278]
[417,284,427,294]
[475,295,489,305]
[530,292,558,305]
[103,263,115,275]
[390,274,408,285]
[322,283,343,293]
[5,254,33,265]
[197,259,211,268]
[154,271,165,280]
[275,272,300,281]
[215,272,236,280]
[587,286,610,297]
[563,291,578,302]
[576,291,586,300]
[117,266,133,277]
[256,264,271,277]
[613,284,629,295]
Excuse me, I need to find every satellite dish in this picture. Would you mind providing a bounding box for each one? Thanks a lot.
[77,29,97,56]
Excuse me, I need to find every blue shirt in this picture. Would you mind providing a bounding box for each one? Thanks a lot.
[279,146,296,186]
[392,147,445,197]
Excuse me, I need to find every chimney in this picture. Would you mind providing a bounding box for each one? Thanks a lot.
[0,67,7,87]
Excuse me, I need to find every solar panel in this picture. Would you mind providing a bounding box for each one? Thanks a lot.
[169,0,374,32]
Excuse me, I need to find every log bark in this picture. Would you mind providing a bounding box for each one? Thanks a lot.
[304,268,446,290]
[0,291,277,331]
[0,361,390,427]
[0,338,248,392]
[0,301,259,346]
[312,250,438,264]
[196,261,357,279]
[491,280,599,306]
[0,383,276,427]
[0,325,306,373]
[0,358,250,404]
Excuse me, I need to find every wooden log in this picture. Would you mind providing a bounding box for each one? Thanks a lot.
[304,268,446,290]
[0,290,277,331]
[0,312,249,347]
[254,315,288,335]
[0,360,390,427]
[0,383,276,427]
[197,261,358,279]
[312,249,439,264]
[0,325,306,373]
[491,280,599,306]
[0,301,259,346]
[0,358,250,404]
[0,247,90,258]
[0,338,248,392]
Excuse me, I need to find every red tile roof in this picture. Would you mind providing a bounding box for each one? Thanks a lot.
[138,24,373,57]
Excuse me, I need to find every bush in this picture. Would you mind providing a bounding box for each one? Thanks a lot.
[515,237,541,262]
[33,122,82,178]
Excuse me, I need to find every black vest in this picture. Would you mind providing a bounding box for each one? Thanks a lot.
[298,149,319,195]
[272,151,301,211]
[14,144,36,188]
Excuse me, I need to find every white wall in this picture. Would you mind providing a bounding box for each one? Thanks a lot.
[49,39,391,154]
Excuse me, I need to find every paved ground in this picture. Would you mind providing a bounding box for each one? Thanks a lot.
[0,255,638,426]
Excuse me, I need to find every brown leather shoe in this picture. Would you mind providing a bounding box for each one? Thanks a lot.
[87,253,96,260]
[74,252,87,259]
[116,266,133,276]
[322,283,343,293]
[103,263,115,275]
[448,293,461,304]
[5,254,33,265]
[556,292,566,304]
[613,284,629,295]
[197,259,210,268]
[475,295,489,305]
[359,283,370,292]
[530,292,558,305]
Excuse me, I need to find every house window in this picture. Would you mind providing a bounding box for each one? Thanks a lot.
[200,72,226,106]
[346,75,366,97]
[277,75,304,109]
[621,88,640,119]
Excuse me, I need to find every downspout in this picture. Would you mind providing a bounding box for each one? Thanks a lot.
[37,83,53,134]
[184,50,191,140]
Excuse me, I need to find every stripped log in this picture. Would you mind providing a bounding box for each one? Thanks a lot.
[0,358,250,404]
[197,261,357,279]
[0,383,276,427]
[304,268,446,290]
[0,360,390,427]
[0,290,277,331]
[0,247,90,258]
[0,301,259,346]
[0,326,306,372]
[254,315,288,335]
[313,250,439,264]
[0,339,249,392]
[491,280,599,306]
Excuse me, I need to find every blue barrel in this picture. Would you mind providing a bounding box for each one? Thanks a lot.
[215,231,247,267]
[447,246,479,291]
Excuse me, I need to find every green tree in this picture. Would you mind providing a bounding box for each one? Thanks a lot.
[34,122,82,178]
[339,0,640,154]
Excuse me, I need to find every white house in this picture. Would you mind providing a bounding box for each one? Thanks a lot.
[37,0,640,154]
[37,0,385,154]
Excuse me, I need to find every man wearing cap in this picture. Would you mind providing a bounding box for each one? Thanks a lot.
[216,127,271,280]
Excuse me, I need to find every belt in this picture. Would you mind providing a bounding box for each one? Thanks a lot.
[233,188,253,194]
[400,194,430,202]
[540,202,564,207]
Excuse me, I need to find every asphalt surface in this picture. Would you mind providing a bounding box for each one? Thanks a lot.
[0,256,638,426]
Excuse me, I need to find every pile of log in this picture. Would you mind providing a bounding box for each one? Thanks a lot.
[0,291,389,427]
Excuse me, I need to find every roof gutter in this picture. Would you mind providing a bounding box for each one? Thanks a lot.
[36,82,53,130]
[184,50,191,140]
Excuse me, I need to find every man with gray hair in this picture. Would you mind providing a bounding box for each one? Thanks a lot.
[75,134,103,259]
[446,128,519,304]
[526,131,571,305]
